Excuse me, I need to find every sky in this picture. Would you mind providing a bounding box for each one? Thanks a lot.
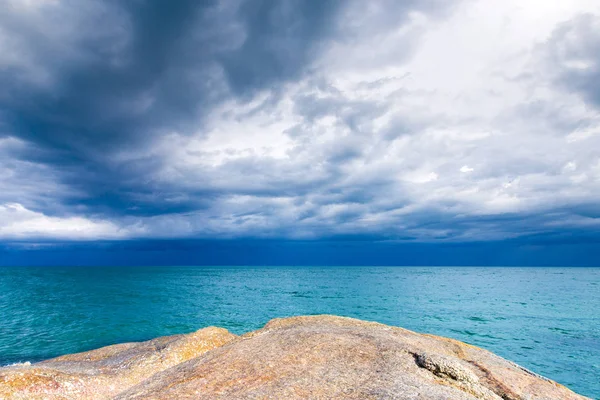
[1,0,599,265]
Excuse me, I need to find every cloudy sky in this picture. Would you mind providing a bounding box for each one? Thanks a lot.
[1,0,599,264]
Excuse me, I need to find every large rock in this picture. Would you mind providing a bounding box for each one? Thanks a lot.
[0,327,235,399]
[0,316,589,399]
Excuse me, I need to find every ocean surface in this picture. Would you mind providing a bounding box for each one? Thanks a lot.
[0,266,598,398]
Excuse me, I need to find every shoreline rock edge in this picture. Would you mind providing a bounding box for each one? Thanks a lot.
[0,315,590,399]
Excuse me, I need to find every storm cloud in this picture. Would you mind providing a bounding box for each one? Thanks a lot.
[1,0,599,244]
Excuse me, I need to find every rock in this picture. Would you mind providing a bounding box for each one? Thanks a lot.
[0,327,236,399]
[0,315,589,399]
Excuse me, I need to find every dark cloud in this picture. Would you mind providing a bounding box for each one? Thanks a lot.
[0,0,342,216]
[219,0,339,94]
[2,0,599,246]
[544,13,600,108]
[2,236,599,267]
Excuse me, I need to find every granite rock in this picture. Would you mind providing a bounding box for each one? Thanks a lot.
[0,327,235,399]
[1,315,589,399]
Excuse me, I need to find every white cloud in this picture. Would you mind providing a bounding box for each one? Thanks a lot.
[566,124,600,142]
[0,203,127,240]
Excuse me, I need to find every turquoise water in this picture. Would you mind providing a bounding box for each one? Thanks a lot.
[0,266,598,398]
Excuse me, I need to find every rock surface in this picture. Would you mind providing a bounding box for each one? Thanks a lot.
[0,315,589,399]
[0,327,235,399]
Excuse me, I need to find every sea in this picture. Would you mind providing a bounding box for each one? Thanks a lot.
[0,266,598,398]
